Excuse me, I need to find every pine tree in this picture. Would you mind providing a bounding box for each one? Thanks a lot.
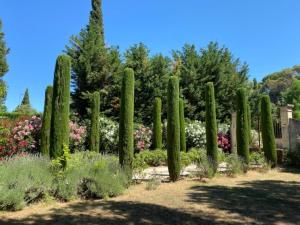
[40,86,53,156]
[50,55,71,159]
[167,76,181,182]
[0,19,9,112]
[66,0,121,118]
[205,82,218,169]
[153,97,162,149]
[236,88,250,164]
[119,68,134,179]
[21,89,30,106]
[179,98,186,152]
[89,91,100,152]
[260,95,277,167]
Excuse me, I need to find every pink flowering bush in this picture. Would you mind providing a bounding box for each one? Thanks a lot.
[69,121,87,152]
[0,116,42,158]
[217,132,231,153]
[134,124,152,152]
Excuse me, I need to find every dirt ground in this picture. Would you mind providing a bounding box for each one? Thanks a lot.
[1,168,299,225]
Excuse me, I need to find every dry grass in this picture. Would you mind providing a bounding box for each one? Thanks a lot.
[1,168,300,225]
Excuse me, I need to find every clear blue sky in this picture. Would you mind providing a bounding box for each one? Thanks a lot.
[1,0,299,112]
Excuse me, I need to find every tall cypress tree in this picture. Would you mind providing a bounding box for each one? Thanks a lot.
[89,91,100,152]
[236,88,250,164]
[167,76,181,182]
[119,68,134,179]
[179,98,186,152]
[66,0,121,118]
[205,82,218,169]
[0,19,9,112]
[50,55,71,159]
[40,86,53,156]
[260,95,277,167]
[153,97,162,149]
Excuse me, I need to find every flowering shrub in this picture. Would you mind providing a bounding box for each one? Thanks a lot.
[0,116,42,158]
[218,132,231,152]
[69,121,86,152]
[134,124,152,152]
[250,129,260,149]
[185,120,206,149]
[100,117,119,153]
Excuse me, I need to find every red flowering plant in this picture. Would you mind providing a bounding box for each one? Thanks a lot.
[217,131,231,153]
[134,124,152,153]
[69,121,87,152]
[0,116,42,158]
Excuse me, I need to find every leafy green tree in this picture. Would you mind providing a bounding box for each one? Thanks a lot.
[50,55,71,159]
[0,19,9,112]
[66,0,121,118]
[205,82,218,170]
[40,86,53,156]
[153,97,162,149]
[21,89,30,105]
[89,91,100,152]
[282,79,300,119]
[119,68,134,179]
[125,43,171,124]
[167,76,181,182]
[236,88,250,164]
[174,42,249,122]
[260,95,277,167]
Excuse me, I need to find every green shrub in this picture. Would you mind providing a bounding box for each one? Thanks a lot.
[40,86,53,156]
[50,55,71,159]
[145,178,161,191]
[225,154,244,177]
[119,68,135,180]
[260,95,277,167]
[0,155,53,211]
[153,97,162,149]
[179,98,186,152]
[89,91,100,152]
[205,82,218,171]
[167,76,181,181]
[236,88,250,164]
[249,151,266,165]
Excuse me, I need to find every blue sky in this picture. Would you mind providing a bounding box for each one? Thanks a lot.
[1,0,299,112]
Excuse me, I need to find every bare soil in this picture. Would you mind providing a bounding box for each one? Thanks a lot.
[1,168,299,225]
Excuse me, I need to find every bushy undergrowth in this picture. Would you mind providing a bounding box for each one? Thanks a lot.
[0,152,128,211]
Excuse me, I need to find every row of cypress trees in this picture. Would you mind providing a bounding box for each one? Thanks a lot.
[40,55,101,158]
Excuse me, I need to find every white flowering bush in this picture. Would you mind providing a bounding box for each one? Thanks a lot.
[185,120,206,149]
[99,117,119,153]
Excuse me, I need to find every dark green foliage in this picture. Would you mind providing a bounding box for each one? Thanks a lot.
[260,95,277,167]
[174,42,249,122]
[125,44,170,124]
[205,82,218,168]
[89,91,100,152]
[236,88,250,164]
[50,55,71,159]
[40,86,53,156]
[179,98,186,152]
[0,19,8,77]
[119,68,134,179]
[153,97,162,149]
[66,0,121,118]
[247,103,251,140]
[283,80,300,118]
[21,89,30,106]
[167,76,181,181]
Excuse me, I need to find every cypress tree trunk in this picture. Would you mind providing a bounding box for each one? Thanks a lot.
[205,82,218,169]
[50,55,71,159]
[119,68,134,179]
[153,97,162,149]
[89,91,100,152]
[179,98,186,152]
[236,88,250,164]
[167,76,181,182]
[247,103,252,142]
[260,95,277,167]
[40,86,53,156]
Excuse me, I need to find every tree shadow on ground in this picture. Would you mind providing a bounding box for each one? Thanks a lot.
[0,200,240,225]
[187,179,300,225]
